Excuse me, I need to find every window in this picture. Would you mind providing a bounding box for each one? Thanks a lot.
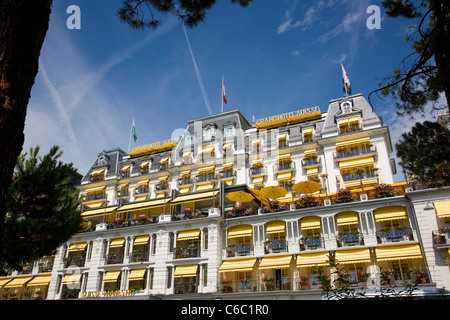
[185,133,194,146]
[223,124,235,140]
[341,101,352,114]
[203,127,214,141]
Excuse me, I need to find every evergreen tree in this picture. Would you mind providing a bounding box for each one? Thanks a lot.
[396,121,450,187]
[0,146,82,273]
[370,0,450,116]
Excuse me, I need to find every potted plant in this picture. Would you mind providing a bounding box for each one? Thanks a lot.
[374,183,394,197]
[261,275,275,291]
[439,226,450,234]
[239,277,251,290]
[336,188,353,203]
[380,269,395,285]
[299,276,309,290]
[132,249,142,261]
[410,267,426,283]
[357,271,370,285]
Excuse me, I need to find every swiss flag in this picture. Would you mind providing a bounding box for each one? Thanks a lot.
[222,77,227,104]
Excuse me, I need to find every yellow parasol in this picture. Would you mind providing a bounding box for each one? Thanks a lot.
[260,185,288,199]
[226,191,255,203]
[293,180,322,194]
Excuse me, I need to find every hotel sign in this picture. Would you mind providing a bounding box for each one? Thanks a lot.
[81,289,135,298]
[128,138,179,156]
[254,106,321,129]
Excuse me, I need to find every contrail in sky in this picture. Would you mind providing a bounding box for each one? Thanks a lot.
[182,24,212,115]
[39,60,80,156]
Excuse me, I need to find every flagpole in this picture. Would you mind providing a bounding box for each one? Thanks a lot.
[221,76,224,113]
[128,117,134,153]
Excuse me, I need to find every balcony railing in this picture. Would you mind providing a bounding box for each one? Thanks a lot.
[249,166,267,177]
[299,236,324,251]
[432,230,450,246]
[225,244,253,257]
[174,247,200,259]
[302,157,321,168]
[376,227,414,244]
[337,233,364,247]
[333,146,377,160]
[274,162,295,173]
[342,171,377,182]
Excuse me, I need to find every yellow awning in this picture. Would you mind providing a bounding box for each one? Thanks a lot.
[300,216,321,230]
[174,265,198,278]
[171,190,219,204]
[158,175,169,182]
[200,146,215,153]
[84,186,106,194]
[375,244,423,261]
[134,235,150,246]
[180,186,191,194]
[224,179,234,186]
[336,211,359,226]
[374,206,407,222]
[177,229,200,241]
[253,176,264,185]
[335,137,370,148]
[121,165,131,172]
[219,258,257,273]
[304,149,317,156]
[252,138,261,144]
[197,182,214,191]
[129,269,146,281]
[277,172,292,181]
[137,179,150,186]
[109,238,125,248]
[335,248,372,264]
[266,220,286,234]
[222,162,234,170]
[62,273,82,285]
[303,128,313,135]
[90,169,105,176]
[0,277,13,287]
[85,200,105,209]
[4,276,33,288]
[278,133,287,139]
[223,143,233,150]
[82,206,117,217]
[197,165,215,173]
[258,255,292,270]
[251,158,263,165]
[227,225,253,239]
[134,194,148,202]
[68,242,87,252]
[140,161,150,167]
[339,156,375,169]
[103,271,121,283]
[306,167,319,176]
[297,251,330,268]
[276,153,291,161]
[117,198,170,212]
[180,170,192,177]
[434,200,450,218]
[118,182,129,189]
[182,151,192,158]
[27,275,52,287]
[160,157,169,164]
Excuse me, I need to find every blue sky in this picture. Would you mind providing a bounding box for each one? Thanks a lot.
[24,0,443,181]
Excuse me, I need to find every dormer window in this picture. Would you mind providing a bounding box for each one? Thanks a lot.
[223,124,235,140]
[341,101,352,114]
[203,126,214,141]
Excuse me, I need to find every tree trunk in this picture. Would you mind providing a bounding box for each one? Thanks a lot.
[0,0,53,260]
[433,0,450,114]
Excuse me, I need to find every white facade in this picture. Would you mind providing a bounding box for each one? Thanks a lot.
[1,93,449,300]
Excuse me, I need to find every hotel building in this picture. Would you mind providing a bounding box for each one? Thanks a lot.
[1,93,450,300]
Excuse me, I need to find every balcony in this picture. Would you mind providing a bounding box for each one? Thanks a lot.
[174,245,200,259]
[334,146,377,160]
[299,236,324,251]
[274,161,295,173]
[106,252,124,265]
[302,157,321,168]
[249,166,267,177]
[433,229,450,247]
[339,124,362,134]
[196,173,217,183]
[129,250,149,262]
[376,227,415,244]
[342,171,377,183]
[178,177,194,186]
[264,240,288,254]
[337,232,365,247]
[225,244,253,257]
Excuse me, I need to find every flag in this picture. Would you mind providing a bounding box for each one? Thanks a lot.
[341,63,351,95]
[222,77,227,104]
[131,117,137,143]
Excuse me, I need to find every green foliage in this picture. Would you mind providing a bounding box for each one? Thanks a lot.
[0,146,82,273]
[396,121,450,187]
[370,0,450,116]
[117,0,252,30]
